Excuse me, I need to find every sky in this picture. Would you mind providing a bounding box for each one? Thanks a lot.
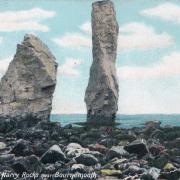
[0,0,180,114]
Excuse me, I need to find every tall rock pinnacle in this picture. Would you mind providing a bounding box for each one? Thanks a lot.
[0,34,58,121]
[85,0,119,125]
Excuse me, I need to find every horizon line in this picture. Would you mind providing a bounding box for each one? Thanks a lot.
[51,113,180,115]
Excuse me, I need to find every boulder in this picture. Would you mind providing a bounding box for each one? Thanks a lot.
[149,155,169,169]
[100,169,122,176]
[106,146,129,160]
[71,164,87,174]
[88,143,107,154]
[65,143,89,158]
[85,0,119,125]
[148,167,160,180]
[149,144,166,156]
[102,158,127,169]
[141,167,160,180]
[124,165,147,176]
[0,117,16,133]
[0,34,58,121]
[164,163,176,171]
[0,154,15,164]
[32,141,51,157]
[71,164,94,174]
[11,139,33,156]
[0,142,6,150]
[42,164,56,174]
[124,139,149,157]
[41,145,66,164]
[11,155,42,174]
[66,143,82,150]
[75,153,99,166]
[160,169,180,180]
[99,137,116,147]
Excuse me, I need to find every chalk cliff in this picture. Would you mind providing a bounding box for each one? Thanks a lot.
[0,34,58,121]
[85,0,119,125]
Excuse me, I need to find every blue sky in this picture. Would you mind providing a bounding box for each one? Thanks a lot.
[0,0,180,114]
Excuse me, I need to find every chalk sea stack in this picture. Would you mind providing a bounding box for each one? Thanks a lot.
[85,0,119,125]
[0,34,58,121]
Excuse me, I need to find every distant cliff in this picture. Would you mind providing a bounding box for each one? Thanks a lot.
[0,34,58,121]
[85,0,119,125]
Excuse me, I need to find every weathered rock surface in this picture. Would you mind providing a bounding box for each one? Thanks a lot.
[75,153,99,166]
[106,146,129,160]
[41,145,67,164]
[124,139,149,157]
[12,155,42,174]
[0,34,57,121]
[85,0,119,125]
[11,139,33,157]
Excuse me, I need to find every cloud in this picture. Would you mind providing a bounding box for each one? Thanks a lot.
[118,52,180,80]
[58,58,84,77]
[54,22,173,51]
[52,22,91,49]
[118,22,174,51]
[0,56,12,76]
[140,2,180,24]
[53,33,91,49]
[0,8,55,32]
[79,22,91,34]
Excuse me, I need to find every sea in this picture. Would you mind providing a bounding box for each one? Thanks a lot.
[51,114,180,128]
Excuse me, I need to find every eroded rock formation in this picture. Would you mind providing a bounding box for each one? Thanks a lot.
[85,0,119,125]
[0,34,58,121]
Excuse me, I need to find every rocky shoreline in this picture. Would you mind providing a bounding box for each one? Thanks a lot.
[0,118,179,180]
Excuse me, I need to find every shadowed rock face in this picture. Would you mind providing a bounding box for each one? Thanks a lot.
[85,0,119,125]
[0,34,58,121]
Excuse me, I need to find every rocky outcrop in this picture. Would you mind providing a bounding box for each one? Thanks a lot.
[0,34,57,121]
[0,119,179,180]
[85,0,119,125]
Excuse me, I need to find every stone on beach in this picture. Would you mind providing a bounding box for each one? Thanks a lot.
[11,139,33,157]
[124,139,149,157]
[75,153,99,166]
[65,143,90,158]
[12,155,42,174]
[106,146,129,160]
[41,145,66,164]
[0,142,6,150]
[101,169,122,176]
[0,119,179,179]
